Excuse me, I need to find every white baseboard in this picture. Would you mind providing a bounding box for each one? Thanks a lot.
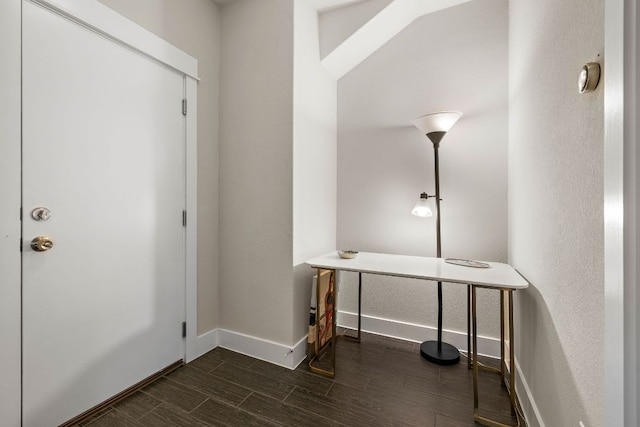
[515,358,544,427]
[337,310,501,358]
[192,310,502,373]
[218,329,308,370]
[191,329,219,362]
[193,328,307,370]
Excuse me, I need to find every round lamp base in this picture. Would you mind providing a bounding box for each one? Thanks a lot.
[420,340,460,365]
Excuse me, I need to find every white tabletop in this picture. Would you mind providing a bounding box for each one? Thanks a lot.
[306,252,528,290]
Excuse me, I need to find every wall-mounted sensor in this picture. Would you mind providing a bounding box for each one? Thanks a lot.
[578,62,601,93]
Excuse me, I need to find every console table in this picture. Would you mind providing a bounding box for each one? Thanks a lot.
[306,251,528,427]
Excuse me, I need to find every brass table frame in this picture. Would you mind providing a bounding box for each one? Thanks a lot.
[468,285,524,427]
[308,268,524,427]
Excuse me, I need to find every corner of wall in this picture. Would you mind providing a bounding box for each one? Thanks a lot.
[219,0,296,345]
[293,0,338,345]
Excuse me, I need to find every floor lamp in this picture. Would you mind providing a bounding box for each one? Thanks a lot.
[411,111,462,366]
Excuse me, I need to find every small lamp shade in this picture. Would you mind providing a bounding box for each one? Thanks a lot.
[412,112,462,144]
[412,193,433,217]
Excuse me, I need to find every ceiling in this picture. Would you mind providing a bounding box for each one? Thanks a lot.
[308,0,365,11]
[211,0,365,12]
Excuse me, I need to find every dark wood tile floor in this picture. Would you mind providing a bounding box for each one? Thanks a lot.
[76,330,518,427]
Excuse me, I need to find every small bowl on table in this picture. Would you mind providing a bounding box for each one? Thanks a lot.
[338,250,359,259]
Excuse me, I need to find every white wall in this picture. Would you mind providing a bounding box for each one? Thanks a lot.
[336,0,508,346]
[293,1,337,268]
[509,0,604,426]
[318,0,392,58]
[293,1,338,339]
[98,0,221,335]
[0,1,22,424]
[219,0,296,345]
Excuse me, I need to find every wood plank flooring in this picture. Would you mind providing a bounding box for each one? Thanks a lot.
[76,331,518,426]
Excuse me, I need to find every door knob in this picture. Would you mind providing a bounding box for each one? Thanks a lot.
[31,236,54,252]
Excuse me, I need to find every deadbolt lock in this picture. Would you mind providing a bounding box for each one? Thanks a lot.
[31,207,52,221]
[31,236,54,252]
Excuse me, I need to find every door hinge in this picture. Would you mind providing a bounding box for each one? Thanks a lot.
[182,99,187,116]
[182,321,187,338]
[182,210,187,227]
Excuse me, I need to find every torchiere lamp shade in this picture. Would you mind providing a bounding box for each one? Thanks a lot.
[411,111,462,144]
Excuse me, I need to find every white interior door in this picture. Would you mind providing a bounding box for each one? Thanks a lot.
[22,2,186,425]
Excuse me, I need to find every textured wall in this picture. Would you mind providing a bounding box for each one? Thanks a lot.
[219,0,296,344]
[336,0,508,342]
[98,0,221,335]
[508,0,604,425]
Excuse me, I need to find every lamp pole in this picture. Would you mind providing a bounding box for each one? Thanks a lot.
[411,111,462,365]
[433,140,442,259]
[420,131,460,365]
[433,140,444,352]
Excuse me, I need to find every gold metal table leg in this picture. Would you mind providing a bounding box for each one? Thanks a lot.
[500,290,506,384]
[307,355,335,378]
[507,290,518,415]
[331,275,337,372]
[472,285,479,410]
[467,285,472,370]
[472,286,523,427]
[357,272,362,341]
[338,272,362,343]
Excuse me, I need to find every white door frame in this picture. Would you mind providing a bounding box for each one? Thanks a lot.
[0,0,22,425]
[604,0,638,426]
[0,0,199,424]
